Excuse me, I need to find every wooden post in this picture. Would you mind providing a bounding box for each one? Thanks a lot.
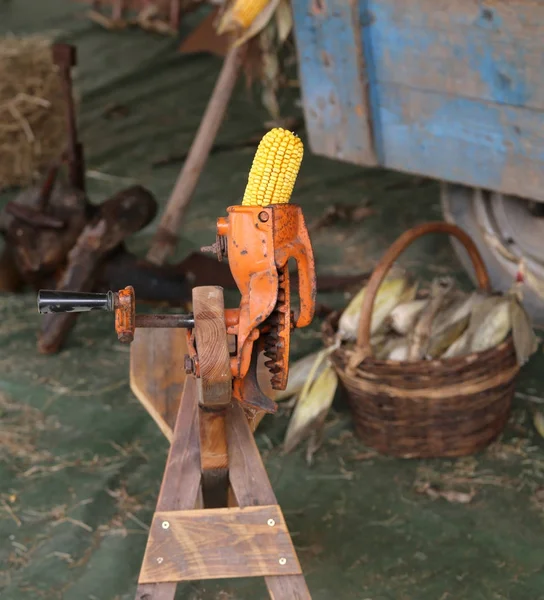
[146,45,244,265]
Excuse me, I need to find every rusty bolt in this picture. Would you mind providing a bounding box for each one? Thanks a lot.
[184,355,194,374]
[258,211,269,223]
[201,235,227,262]
[117,332,134,344]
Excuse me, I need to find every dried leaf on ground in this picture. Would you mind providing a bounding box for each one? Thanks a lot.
[415,481,476,504]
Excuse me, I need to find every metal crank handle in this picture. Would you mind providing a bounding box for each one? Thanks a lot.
[38,288,195,345]
[38,290,115,314]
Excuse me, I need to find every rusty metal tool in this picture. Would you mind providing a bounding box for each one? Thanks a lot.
[52,43,86,194]
[37,185,158,354]
[37,128,314,598]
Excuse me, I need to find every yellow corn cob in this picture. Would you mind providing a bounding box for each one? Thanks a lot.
[227,0,270,30]
[242,127,303,206]
[217,0,272,35]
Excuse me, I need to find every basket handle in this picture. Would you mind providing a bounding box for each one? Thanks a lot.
[347,222,491,372]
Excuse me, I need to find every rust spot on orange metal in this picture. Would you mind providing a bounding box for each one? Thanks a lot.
[115,286,135,343]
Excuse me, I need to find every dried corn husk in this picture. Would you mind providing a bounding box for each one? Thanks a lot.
[370,332,388,357]
[534,411,544,439]
[427,314,470,359]
[408,277,454,361]
[389,299,427,335]
[374,335,404,360]
[275,350,327,401]
[275,0,293,44]
[388,341,409,361]
[258,22,281,120]
[470,298,511,353]
[509,295,539,366]
[283,361,338,454]
[338,270,415,342]
[431,290,486,337]
[441,328,471,359]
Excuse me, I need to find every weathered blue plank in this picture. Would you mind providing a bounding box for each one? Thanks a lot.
[292,0,377,166]
[363,0,544,37]
[377,83,544,202]
[365,0,544,110]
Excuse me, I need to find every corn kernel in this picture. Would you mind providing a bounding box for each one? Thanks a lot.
[242,128,304,206]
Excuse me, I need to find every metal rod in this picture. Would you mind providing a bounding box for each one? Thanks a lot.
[135,314,194,329]
[38,290,114,314]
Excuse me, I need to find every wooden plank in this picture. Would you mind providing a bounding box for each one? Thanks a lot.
[139,506,302,583]
[192,286,232,407]
[267,576,314,600]
[364,0,544,111]
[199,409,229,509]
[135,376,201,600]
[226,402,311,599]
[199,409,228,471]
[376,82,544,202]
[292,0,377,166]
[130,328,188,442]
[365,0,544,38]
[227,401,276,506]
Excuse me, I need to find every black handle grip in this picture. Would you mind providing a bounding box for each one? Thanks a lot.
[38,290,115,314]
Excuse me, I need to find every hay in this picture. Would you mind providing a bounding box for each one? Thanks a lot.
[0,35,68,190]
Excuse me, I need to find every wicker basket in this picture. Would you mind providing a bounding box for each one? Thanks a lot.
[322,222,520,458]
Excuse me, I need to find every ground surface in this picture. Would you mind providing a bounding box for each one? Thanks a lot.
[1,2,544,599]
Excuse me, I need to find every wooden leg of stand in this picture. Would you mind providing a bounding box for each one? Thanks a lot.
[227,402,311,599]
[135,376,201,600]
[130,328,188,442]
[193,286,232,509]
[200,408,229,508]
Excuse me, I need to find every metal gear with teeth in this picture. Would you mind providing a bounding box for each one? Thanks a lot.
[262,265,291,391]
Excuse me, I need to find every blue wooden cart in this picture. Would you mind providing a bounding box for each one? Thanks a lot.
[291,0,544,322]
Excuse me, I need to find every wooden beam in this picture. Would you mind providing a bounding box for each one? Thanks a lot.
[139,506,301,583]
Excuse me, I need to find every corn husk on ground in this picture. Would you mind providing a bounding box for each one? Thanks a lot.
[283,349,338,464]
[282,269,417,462]
[534,410,544,440]
[282,270,540,462]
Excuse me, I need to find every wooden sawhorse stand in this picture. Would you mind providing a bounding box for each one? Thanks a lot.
[134,375,311,600]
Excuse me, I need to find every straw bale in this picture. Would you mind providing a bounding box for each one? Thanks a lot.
[0,36,68,190]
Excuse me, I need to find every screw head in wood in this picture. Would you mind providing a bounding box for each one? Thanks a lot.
[267,519,275,527]
[279,557,287,566]
[162,521,170,529]
[258,211,269,222]
[157,557,164,564]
